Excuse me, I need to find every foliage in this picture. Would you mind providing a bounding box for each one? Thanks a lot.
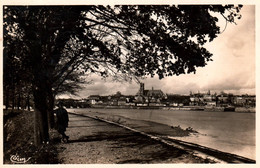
[4,5,243,85]
[3,5,243,144]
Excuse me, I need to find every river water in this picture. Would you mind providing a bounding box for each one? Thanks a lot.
[68,108,255,160]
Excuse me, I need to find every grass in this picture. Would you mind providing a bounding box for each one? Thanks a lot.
[3,109,59,164]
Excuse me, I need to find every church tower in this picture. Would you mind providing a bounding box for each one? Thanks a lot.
[139,83,144,96]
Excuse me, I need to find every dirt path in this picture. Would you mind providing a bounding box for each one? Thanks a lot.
[55,113,209,164]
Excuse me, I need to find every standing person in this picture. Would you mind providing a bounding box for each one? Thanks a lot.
[55,102,69,142]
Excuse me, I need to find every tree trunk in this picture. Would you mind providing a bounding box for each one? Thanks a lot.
[31,52,50,145]
[47,88,55,129]
[27,93,30,111]
[33,84,49,145]
[4,86,10,110]
[17,89,21,110]
[28,25,52,145]
[12,86,15,110]
[34,106,41,145]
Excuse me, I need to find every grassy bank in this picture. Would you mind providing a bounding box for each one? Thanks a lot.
[3,109,59,164]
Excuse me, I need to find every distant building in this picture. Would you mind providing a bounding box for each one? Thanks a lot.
[167,94,190,106]
[206,101,217,106]
[118,97,127,106]
[137,83,164,97]
[135,83,165,104]
[233,95,255,107]
[217,95,229,104]
[88,95,101,105]
[190,91,216,106]
[189,93,204,106]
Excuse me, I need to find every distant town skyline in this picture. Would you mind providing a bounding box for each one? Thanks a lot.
[60,5,255,99]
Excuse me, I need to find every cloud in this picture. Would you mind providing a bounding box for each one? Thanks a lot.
[201,71,255,94]
[227,38,245,50]
[76,74,141,97]
[81,82,108,96]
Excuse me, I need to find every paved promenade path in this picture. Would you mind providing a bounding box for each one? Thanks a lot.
[54,113,207,164]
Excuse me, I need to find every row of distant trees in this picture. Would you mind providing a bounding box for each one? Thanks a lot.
[3,51,85,111]
[3,5,243,145]
[3,33,86,111]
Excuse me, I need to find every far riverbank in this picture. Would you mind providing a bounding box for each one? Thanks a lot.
[87,105,255,113]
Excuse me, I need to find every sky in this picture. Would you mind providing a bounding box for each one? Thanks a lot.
[61,5,256,99]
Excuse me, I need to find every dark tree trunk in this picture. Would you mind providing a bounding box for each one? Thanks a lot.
[4,86,10,110]
[32,58,50,145]
[33,83,50,145]
[27,93,30,111]
[31,47,50,145]
[17,88,21,110]
[27,25,51,145]
[11,67,16,110]
[34,105,41,145]
[11,86,15,110]
[47,87,55,129]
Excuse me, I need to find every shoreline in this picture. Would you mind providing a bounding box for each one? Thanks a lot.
[73,105,255,113]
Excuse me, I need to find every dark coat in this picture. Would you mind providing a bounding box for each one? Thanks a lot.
[55,107,69,132]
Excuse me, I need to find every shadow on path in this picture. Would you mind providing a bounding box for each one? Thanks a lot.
[69,125,106,128]
[65,131,187,163]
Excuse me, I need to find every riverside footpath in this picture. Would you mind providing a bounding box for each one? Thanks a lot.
[54,112,209,164]
[54,112,255,164]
